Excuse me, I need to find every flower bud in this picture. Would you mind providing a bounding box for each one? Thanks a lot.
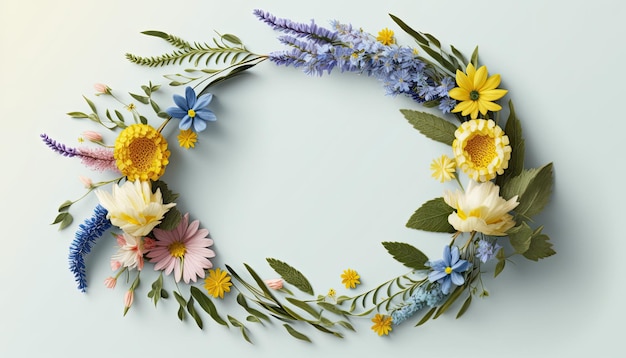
[264,278,283,290]
[94,83,111,95]
[82,130,103,142]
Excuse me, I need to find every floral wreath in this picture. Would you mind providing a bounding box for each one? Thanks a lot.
[42,10,555,342]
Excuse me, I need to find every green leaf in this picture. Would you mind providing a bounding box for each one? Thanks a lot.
[507,222,533,254]
[504,100,524,179]
[285,297,319,318]
[222,33,242,45]
[151,180,181,230]
[83,95,97,113]
[400,109,457,145]
[266,258,314,295]
[58,200,73,212]
[54,213,73,230]
[228,315,252,343]
[406,197,456,233]
[502,163,554,218]
[381,242,429,270]
[283,324,311,342]
[434,285,465,319]
[67,111,89,118]
[389,14,428,45]
[470,46,479,67]
[522,232,556,261]
[190,286,229,326]
[173,291,187,321]
[148,274,166,306]
[456,295,472,319]
[186,296,203,329]
[317,302,350,316]
[141,30,169,39]
[415,307,436,326]
[236,293,270,322]
[494,248,506,278]
[129,92,150,104]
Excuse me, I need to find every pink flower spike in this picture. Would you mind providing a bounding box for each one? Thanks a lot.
[94,83,111,95]
[78,175,93,189]
[82,130,103,142]
[104,277,117,289]
[264,278,284,290]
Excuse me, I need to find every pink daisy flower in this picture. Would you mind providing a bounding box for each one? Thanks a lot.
[146,213,215,283]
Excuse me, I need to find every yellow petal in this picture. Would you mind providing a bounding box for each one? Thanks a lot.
[479,89,508,102]
[455,69,473,91]
[480,74,502,91]
[448,87,470,101]
[473,66,488,90]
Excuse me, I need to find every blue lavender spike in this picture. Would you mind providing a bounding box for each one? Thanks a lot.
[68,205,111,292]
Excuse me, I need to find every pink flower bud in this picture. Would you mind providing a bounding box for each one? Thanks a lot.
[104,277,117,289]
[124,290,134,308]
[82,130,103,142]
[94,83,111,94]
[264,278,283,290]
[78,175,93,188]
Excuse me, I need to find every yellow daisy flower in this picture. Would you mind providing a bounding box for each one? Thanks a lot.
[376,28,395,45]
[204,268,232,299]
[371,314,392,336]
[448,63,508,119]
[327,288,336,298]
[114,124,170,181]
[177,129,197,149]
[453,119,511,182]
[340,269,360,289]
[430,155,456,183]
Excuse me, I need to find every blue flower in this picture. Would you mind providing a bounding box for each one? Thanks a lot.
[166,86,216,132]
[476,239,502,263]
[428,246,470,294]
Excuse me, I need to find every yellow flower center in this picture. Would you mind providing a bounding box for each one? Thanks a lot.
[168,241,187,258]
[445,266,453,274]
[188,109,196,118]
[465,134,496,168]
[128,137,157,172]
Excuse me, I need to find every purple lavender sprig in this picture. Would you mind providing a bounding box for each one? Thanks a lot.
[254,9,338,46]
[68,204,111,292]
[41,133,119,173]
[40,133,78,157]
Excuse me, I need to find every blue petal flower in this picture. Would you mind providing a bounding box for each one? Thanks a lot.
[427,246,470,294]
[166,86,216,133]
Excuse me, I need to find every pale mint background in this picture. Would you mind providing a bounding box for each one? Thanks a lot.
[1,0,623,357]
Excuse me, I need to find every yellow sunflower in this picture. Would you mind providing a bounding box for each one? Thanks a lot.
[448,63,508,119]
[114,124,170,181]
[453,119,511,182]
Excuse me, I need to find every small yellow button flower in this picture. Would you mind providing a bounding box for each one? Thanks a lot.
[376,28,395,45]
[371,314,392,336]
[340,269,360,289]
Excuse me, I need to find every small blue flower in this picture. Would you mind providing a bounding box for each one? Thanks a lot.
[476,239,502,263]
[428,246,470,294]
[166,86,216,132]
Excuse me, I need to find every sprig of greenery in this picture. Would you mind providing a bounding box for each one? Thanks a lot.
[126,31,263,68]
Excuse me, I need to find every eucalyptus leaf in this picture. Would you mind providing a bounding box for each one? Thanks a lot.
[67,111,89,118]
[382,242,429,270]
[190,286,228,326]
[400,109,457,145]
[455,295,472,319]
[186,296,203,329]
[406,197,456,233]
[283,324,311,342]
[267,258,314,295]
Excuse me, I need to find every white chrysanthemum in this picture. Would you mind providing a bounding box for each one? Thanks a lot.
[444,180,518,236]
[96,180,175,236]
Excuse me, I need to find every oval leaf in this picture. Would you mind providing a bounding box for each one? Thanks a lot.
[381,242,429,270]
[406,197,455,233]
